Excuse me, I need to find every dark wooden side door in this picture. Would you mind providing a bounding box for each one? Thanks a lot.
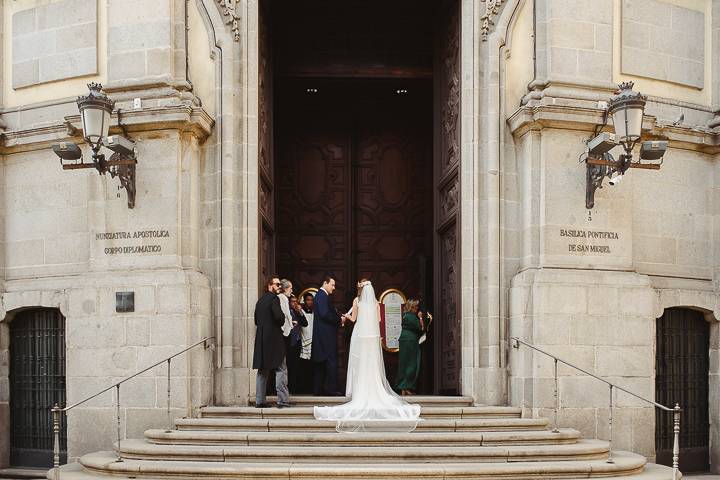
[275,79,433,390]
[655,308,710,472]
[10,309,67,468]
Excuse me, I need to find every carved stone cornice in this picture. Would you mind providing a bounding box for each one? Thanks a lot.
[215,0,241,42]
[507,104,720,154]
[480,0,504,41]
[0,106,215,153]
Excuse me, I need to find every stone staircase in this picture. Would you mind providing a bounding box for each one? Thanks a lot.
[55,396,679,479]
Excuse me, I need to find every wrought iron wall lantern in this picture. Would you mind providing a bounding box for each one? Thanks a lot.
[52,83,138,208]
[583,82,667,210]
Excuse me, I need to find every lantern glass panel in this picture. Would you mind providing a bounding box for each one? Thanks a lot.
[611,105,643,142]
[80,107,110,144]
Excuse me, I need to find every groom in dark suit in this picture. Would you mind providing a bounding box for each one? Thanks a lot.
[311,275,343,395]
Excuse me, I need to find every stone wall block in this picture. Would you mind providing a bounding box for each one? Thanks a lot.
[549,47,578,76]
[549,20,595,49]
[125,407,184,439]
[555,407,597,438]
[147,47,174,76]
[67,288,97,317]
[596,407,633,450]
[12,8,36,36]
[538,285,587,315]
[125,317,150,346]
[11,60,39,88]
[155,377,188,408]
[66,347,137,377]
[108,23,171,53]
[66,377,116,407]
[120,377,156,407]
[631,407,656,457]
[596,346,653,377]
[623,0,671,27]
[158,285,189,314]
[559,377,612,408]
[532,345,595,377]
[67,408,117,456]
[150,315,187,346]
[137,346,188,377]
[66,316,125,348]
[577,50,611,80]
[618,288,657,316]
[108,51,146,81]
[36,0,96,30]
[595,315,652,347]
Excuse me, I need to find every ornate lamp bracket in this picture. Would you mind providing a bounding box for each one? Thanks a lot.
[108,152,137,209]
[585,161,609,210]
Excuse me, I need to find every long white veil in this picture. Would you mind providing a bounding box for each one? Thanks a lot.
[313,282,421,432]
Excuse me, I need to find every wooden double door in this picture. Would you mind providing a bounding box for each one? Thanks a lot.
[274,79,434,389]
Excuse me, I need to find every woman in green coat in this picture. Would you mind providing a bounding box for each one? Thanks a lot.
[396,299,424,395]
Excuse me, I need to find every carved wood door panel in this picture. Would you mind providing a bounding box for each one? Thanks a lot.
[434,0,461,395]
[276,80,433,391]
[275,124,353,305]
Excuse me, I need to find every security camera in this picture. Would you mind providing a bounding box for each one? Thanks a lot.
[52,142,82,161]
[103,135,136,156]
[608,172,623,186]
[588,132,617,156]
[639,140,667,161]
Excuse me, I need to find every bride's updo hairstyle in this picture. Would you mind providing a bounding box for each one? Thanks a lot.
[356,278,371,298]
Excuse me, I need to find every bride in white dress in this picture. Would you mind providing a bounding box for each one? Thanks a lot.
[313,280,421,431]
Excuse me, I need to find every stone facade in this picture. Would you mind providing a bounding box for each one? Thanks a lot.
[0,0,718,473]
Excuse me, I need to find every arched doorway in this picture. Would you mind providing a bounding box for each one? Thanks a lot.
[9,308,67,468]
[655,307,710,472]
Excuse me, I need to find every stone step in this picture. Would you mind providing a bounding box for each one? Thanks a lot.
[145,428,581,446]
[175,416,550,432]
[244,395,475,407]
[115,438,610,463]
[0,468,47,480]
[199,405,521,419]
[67,450,678,479]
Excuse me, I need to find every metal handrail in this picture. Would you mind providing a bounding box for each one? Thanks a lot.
[511,337,681,480]
[50,336,214,475]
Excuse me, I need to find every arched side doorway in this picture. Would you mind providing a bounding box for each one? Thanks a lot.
[655,307,709,472]
[9,308,67,468]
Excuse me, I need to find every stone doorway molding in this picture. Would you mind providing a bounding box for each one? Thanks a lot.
[203,0,520,404]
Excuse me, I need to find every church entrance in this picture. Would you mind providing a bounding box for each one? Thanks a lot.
[258,0,461,394]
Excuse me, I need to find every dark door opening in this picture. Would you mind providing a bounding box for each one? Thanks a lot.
[655,307,710,472]
[9,308,67,468]
[262,0,460,395]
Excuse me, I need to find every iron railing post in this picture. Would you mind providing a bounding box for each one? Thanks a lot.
[52,403,61,480]
[552,358,559,433]
[672,403,681,480]
[166,358,172,432]
[607,385,614,464]
[115,384,123,462]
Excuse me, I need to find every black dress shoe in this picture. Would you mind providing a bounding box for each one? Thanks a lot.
[255,402,271,408]
[276,402,293,408]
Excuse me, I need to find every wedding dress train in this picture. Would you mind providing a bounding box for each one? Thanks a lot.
[313,282,421,432]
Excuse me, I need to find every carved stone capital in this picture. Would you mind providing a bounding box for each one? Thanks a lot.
[480,0,505,41]
[215,0,241,42]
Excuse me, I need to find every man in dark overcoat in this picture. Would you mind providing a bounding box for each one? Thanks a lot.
[311,275,343,395]
[252,276,290,408]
